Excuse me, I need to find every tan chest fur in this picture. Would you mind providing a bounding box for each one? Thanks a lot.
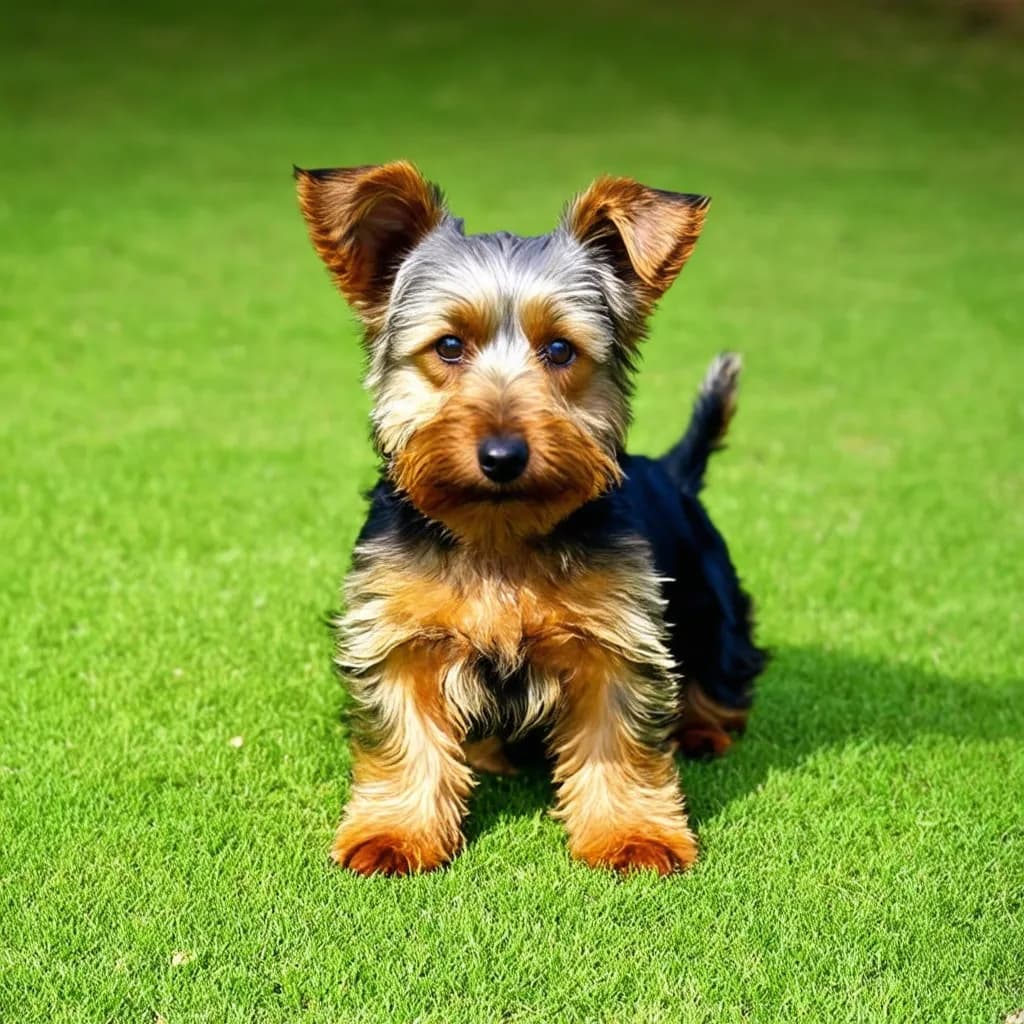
[340,539,671,682]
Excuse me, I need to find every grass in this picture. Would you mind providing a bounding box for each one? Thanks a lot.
[2,1,1023,1021]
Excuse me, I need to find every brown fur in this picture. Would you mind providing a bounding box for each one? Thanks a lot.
[675,679,749,759]
[462,736,519,776]
[330,641,475,874]
[545,642,697,875]
[336,530,688,874]
[565,176,710,317]
[295,162,446,331]
[343,542,668,684]
[438,298,502,350]
[391,369,621,550]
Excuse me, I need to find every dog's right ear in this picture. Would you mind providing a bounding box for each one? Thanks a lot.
[294,162,447,325]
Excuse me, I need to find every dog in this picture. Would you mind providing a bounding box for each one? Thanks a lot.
[294,162,766,876]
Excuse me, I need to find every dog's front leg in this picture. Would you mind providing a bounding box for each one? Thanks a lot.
[331,643,474,876]
[548,645,698,875]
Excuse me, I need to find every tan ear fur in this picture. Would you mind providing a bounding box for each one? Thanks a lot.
[564,176,710,308]
[294,161,446,324]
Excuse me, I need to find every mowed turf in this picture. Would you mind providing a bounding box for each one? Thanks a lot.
[2,1,1023,1021]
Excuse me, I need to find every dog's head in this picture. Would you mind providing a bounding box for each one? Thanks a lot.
[295,161,709,545]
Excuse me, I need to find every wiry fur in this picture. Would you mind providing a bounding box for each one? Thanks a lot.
[663,352,742,495]
[295,162,765,876]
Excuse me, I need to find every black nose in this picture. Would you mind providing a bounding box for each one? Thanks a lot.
[477,435,529,484]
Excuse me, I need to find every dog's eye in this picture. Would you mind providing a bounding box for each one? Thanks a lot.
[543,339,575,367]
[434,335,465,363]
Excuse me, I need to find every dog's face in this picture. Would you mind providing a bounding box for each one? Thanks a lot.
[296,162,708,544]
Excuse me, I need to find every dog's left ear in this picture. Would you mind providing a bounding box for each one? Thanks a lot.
[563,176,710,310]
[294,161,447,326]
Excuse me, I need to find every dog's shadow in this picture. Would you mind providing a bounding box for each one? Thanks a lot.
[463,644,1020,840]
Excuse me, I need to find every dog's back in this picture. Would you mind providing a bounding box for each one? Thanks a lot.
[608,354,766,752]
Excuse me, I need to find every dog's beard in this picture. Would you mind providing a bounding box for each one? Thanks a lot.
[391,429,620,546]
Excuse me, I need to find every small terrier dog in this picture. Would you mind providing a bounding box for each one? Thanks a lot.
[295,162,765,876]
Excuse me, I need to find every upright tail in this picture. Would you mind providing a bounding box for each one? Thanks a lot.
[661,352,742,495]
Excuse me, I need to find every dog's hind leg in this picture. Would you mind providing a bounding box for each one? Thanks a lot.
[675,680,753,758]
[664,496,767,759]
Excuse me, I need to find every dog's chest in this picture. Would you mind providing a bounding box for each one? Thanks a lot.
[370,548,627,657]
[345,537,668,680]
[419,569,593,665]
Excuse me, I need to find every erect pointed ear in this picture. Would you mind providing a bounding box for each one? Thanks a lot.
[294,161,447,324]
[563,176,710,310]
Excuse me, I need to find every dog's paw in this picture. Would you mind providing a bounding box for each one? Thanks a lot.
[676,725,735,760]
[330,829,452,876]
[676,680,750,760]
[576,829,699,876]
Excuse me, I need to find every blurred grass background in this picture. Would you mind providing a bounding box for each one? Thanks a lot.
[2,1,1023,1021]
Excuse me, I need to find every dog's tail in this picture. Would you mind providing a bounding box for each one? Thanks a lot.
[660,352,742,495]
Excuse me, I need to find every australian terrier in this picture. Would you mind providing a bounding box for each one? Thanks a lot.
[295,162,766,876]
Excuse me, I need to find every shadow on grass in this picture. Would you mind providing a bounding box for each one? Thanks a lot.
[687,645,1019,827]
[461,644,1020,842]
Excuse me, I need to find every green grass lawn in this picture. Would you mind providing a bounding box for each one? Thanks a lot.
[2,1,1023,1020]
